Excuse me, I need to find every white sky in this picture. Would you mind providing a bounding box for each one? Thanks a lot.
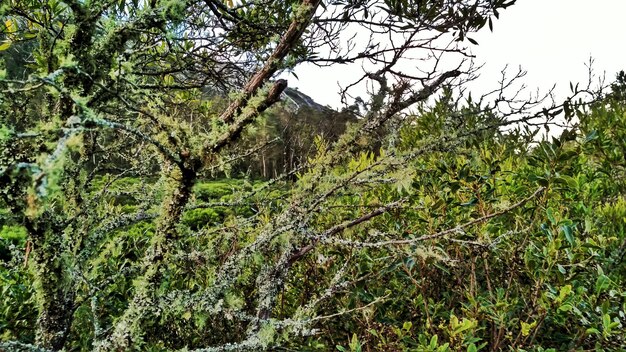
[288,0,626,109]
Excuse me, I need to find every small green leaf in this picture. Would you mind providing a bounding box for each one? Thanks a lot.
[461,197,478,206]
[546,208,556,225]
[349,333,361,352]
[403,321,412,331]
[595,274,610,294]
[562,225,576,246]
[4,19,17,34]
[585,130,598,142]
[521,320,537,336]
[0,41,12,51]
[430,335,438,348]
[23,32,39,39]
[602,314,610,326]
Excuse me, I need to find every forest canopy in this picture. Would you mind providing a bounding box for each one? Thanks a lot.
[0,0,625,351]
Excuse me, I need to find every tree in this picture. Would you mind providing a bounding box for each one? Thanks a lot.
[4,1,620,351]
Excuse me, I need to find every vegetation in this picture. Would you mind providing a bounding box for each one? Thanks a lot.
[1,0,625,351]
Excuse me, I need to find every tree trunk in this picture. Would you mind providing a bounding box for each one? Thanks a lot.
[96,161,196,351]
[26,219,75,351]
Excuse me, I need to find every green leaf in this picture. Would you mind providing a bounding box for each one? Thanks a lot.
[4,19,17,34]
[349,333,361,352]
[0,41,11,51]
[403,321,412,331]
[467,343,478,352]
[561,225,576,246]
[595,274,610,294]
[461,197,478,206]
[584,130,598,142]
[430,335,438,348]
[546,208,556,225]
[602,314,611,330]
[23,31,38,39]
[520,320,537,336]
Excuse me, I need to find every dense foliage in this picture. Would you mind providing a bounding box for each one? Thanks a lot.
[1,0,625,351]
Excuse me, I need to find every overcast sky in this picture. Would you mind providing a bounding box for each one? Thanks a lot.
[288,0,626,109]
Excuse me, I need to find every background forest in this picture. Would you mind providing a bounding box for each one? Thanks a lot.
[0,0,625,351]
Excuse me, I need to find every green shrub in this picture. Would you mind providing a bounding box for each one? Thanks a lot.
[0,225,27,243]
[0,226,27,262]
[193,179,243,201]
[182,208,222,230]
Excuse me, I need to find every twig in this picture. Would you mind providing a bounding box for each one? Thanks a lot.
[320,187,545,248]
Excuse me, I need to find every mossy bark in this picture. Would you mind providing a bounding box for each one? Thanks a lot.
[95,161,196,352]
[26,218,75,351]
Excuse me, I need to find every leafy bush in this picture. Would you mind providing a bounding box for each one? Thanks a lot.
[182,208,223,230]
[289,94,626,351]
[0,225,26,262]
[0,225,35,343]
[3,94,626,350]
[193,180,245,201]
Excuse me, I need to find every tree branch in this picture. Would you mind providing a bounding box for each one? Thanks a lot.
[218,0,322,124]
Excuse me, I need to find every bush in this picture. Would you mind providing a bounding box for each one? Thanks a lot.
[182,208,223,230]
